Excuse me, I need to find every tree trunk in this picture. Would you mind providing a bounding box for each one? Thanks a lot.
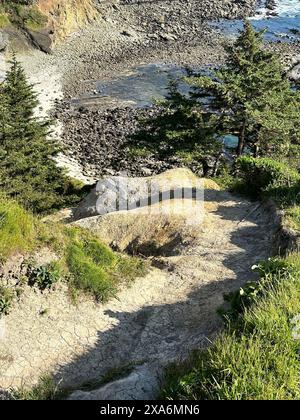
[236,121,246,157]
[212,153,222,177]
[254,143,260,158]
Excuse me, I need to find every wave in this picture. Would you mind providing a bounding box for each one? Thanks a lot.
[251,0,300,20]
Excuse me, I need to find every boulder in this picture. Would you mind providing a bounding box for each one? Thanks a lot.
[72,168,209,221]
[72,169,220,257]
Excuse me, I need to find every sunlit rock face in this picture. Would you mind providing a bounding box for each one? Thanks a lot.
[36,0,100,44]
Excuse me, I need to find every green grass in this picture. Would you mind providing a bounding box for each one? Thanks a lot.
[12,376,68,401]
[66,228,148,302]
[0,3,48,31]
[66,241,115,302]
[285,207,300,232]
[161,255,300,400]
[0,12,11,28]
[13,361,142,400]
[0,197,147,303]
[0,196,38,261]
[22,7,48,31]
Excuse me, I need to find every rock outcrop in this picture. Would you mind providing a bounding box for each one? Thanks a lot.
[36,0,100,45]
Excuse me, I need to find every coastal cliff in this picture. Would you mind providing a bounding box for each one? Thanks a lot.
[0,0,257,52]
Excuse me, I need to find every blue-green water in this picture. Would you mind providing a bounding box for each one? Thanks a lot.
[97,63,190,108]
[92,1,300,109]
[211,0,300,42]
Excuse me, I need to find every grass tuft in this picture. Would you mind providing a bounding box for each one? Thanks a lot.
[0,196,37,260]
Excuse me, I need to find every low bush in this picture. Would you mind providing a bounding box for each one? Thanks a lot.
[235,156,300,198]
[28,262,61,290]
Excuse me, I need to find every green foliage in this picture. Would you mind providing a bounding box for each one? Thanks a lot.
[12,375,67,401]
[0,56,85,214]
[285,206,300,231]
[162,255,300,400]
[0,1,47,30]
[220,258,296,321]
[83,239,117,267]
[66,241,115,302]
[0,194,147,302]
[29,262,61,290]
[64,227,147,302]
[0,5,11,27]
[189,21,300,157]
[0,195,37,260]
[235,156,300,198]
[0,286,13,316]
[130,80,222,175]
[21,6,48,30]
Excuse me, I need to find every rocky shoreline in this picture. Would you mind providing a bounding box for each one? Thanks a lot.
[42,0,256,180]
[9,0,300,182]
[52,0,258,98]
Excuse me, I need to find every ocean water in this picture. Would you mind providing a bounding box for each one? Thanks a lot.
[96,64,190,108]
[75,0,300,111]
[212,0,300,41]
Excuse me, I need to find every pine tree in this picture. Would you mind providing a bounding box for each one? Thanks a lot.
[130,79,222,175]
[0,56,78,214]
[2,54,40,142]
[134,21,300,166]
[190,21,300,157]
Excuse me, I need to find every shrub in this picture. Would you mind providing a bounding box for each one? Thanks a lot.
[0,286,13,316]
[235,157,300,198]
[28,262,61,290]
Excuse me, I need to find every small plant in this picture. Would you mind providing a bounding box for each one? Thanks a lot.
[12,376,67,400]
[29,262,61,290]
[219,258,297,321]
[0,286,13,316]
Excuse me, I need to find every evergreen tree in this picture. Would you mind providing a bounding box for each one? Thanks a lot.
[190,21,300,157]
[130,79,222,175]
[133,21,300,167]
[0,56,79,213]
